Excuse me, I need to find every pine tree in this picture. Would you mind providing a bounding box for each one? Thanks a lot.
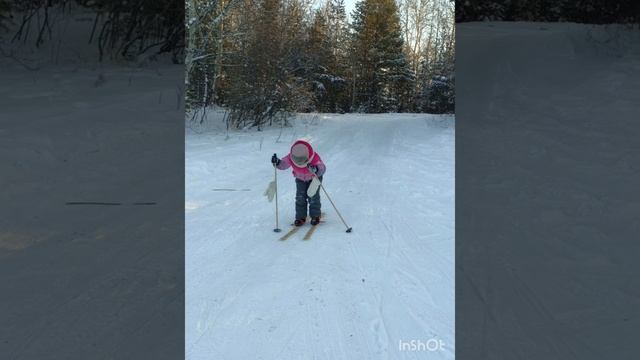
[325,0,350,112]
[223,0,313,127]
[416,11,454,115]
[306,7,347,112]
[307,9,331,110]
[350,0,414,113]
[457,0,639,22]
[225,0,283,126]
[456,0,507,21]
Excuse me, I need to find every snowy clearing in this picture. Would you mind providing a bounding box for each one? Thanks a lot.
[186,113,455,359]
[0,58,184,359]
[457,22,640,359]
[1,7,182,358]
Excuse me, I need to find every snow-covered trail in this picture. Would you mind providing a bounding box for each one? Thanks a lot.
[186,113,454,360]
[456,22,640,359]
[1,60,185,357]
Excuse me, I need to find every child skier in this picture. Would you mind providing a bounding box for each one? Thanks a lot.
[271,139,326,226]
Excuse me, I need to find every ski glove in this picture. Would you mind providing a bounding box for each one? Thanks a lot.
[264,180,276,202]
[271,154,281,166]
[308,165,318,174]
[307,177,321,197]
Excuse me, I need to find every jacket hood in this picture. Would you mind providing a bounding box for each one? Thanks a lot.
[290,139,315,167]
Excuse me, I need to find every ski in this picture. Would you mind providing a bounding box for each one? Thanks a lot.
[303,224,319,240]
[279,226,302,241]
[279,213,325,241]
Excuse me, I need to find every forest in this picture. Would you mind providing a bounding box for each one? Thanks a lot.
[0,0,454,129]
[456,0,640,23]
[0,0,184,62]
[186,0,455,128]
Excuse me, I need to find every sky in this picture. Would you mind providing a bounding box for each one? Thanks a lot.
[314,0,357,19]
[344,0,356,17]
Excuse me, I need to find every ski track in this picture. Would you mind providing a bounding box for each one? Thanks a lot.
[456,22,640,360]
[186,113,454,359]
[1,51,185,358]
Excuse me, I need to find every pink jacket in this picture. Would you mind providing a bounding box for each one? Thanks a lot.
[276,140,326,181]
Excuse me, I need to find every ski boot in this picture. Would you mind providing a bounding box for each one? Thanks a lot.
[294,218,306,226]
[310,216,321,225]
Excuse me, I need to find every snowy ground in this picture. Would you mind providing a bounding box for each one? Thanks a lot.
[456,22,640,359]
[186,113,455,359]
[0,11,184,358]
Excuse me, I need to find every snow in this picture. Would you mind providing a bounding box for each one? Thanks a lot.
[456,22,640,358]
[0,61,184,356]
[186,113,455,359]
[1,9,184,255]
[1,10,184,358]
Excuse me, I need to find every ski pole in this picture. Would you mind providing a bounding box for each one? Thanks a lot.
[273,164,281,232]
[314,175,352,233]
